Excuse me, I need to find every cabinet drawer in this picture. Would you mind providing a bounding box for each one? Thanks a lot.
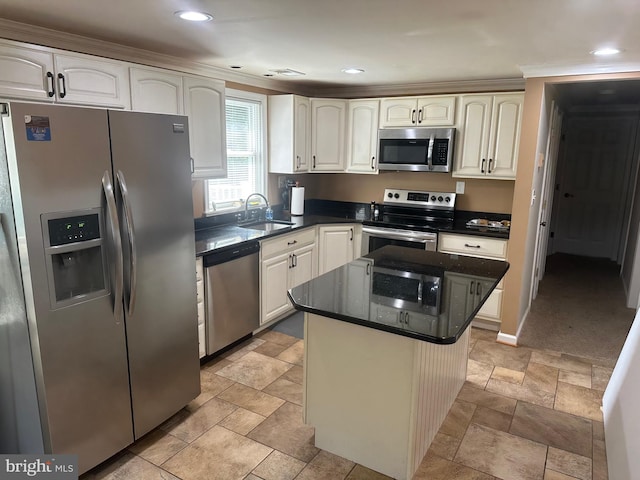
[261,227,316,258]
[438,233,507,259]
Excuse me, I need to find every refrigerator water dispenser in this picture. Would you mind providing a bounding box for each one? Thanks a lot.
[41,208,108,308]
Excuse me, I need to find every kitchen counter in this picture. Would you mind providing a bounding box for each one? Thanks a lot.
[298,246,508,480]
[288,245,509,344]
[194,200,510,257]
[195,214,359,256]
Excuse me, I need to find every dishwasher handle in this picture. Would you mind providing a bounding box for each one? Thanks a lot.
[203,241,260,267]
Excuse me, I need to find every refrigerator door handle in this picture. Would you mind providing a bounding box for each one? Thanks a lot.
[116,170,137,316]
[102,171,124,321]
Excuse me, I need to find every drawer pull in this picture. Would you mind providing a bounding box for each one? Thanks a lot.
[464,243,481,248]
[287,240,297,246]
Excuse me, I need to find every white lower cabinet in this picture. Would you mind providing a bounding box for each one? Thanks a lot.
[195,257,206,358]
[438,233,508,330]
[343,258,373,318]
[260,228,317,325]
[317,224,361,275]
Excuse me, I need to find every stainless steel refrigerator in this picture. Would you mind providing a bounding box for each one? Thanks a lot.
[0,102,200,473]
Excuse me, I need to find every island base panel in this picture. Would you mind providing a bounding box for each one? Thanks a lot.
[303,313,469,480]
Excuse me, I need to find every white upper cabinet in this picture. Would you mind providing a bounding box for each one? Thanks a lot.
[346,99,379,174]
[0,42,54,101]
[453,93,524,180]
[183,76,227,178]
[379,95,456,127]
[269,94,310,173]
[0,40,130,108]
[53,53,130,108]
[130,67,184,114]
[311,99,347,172]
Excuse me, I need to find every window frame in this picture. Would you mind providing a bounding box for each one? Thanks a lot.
[204,88,268,214]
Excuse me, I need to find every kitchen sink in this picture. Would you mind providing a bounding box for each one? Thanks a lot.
[239,220,294,232]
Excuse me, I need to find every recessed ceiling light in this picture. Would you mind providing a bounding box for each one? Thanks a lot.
[175,11,213,22]
[229,65,243,69]
[342,68,365,74]
[592,47,621,56]
[263,73,274,77]
[270,69,306,77]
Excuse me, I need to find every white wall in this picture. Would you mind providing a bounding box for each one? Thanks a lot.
[603,309,640,480]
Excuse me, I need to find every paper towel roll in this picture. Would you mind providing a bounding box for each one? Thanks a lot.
[291,186,305,216]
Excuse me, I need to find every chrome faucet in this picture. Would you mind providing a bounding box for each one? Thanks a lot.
[244,193,270,220]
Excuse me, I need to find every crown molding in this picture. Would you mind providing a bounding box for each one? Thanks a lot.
[0,18,310,94]
[307,77,526,98]
[520,61,640,79]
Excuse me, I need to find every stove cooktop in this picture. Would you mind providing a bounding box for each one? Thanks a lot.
[378,188,457,231]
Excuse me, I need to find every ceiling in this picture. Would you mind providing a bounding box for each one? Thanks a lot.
[1,0,640,100]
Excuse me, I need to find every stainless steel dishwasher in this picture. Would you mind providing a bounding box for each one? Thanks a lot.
[204,241,260,355]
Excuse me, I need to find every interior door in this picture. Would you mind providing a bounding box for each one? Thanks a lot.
[553,116,637,259]
[531,102,563,300]
[108,110,200,439]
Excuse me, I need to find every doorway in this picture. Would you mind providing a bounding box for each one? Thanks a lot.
[521,79,640,360]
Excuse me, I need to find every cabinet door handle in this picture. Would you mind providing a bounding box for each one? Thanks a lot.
[371,156,375,170]
[464,243,481,249]
[366,263,371,275]
[469,281,475,295]
[46,71,55,97]
[288,254,293,269]
[411,109,417,124]
[292,253,297,268]
[488,158,493,173]
[404,312,410,324]
[417,108,423,124]
[476,283,482,296]
[312,155,316,169]
[57,73,67,98]
[296,155,301,169]
[287,240,297,246]
[350,228,353,241]
[481,158,486,173]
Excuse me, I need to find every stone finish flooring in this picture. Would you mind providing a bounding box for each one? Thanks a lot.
[81,327,612,480]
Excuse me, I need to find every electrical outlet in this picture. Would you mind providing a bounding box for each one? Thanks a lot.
[455,181,465,194]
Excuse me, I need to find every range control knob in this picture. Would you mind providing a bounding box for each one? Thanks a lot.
[445,196,451,203]
[438,196,444,202]
[387,192,393,198]
[394,193,400,199]
[431,195,436,201]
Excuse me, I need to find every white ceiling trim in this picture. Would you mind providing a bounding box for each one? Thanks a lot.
[520,62,640,79]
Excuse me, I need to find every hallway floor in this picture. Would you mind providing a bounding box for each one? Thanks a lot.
[518,253,635,364]
[82,326,611,480]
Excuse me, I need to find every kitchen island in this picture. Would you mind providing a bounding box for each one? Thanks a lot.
[288,246,509,480]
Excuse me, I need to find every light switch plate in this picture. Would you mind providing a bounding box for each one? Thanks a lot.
[455,181,465,194]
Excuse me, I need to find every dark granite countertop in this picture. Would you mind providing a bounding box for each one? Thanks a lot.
[194,200,510,256]
[288,245,509,344]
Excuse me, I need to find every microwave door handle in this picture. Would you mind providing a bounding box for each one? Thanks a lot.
[427,135,435,171]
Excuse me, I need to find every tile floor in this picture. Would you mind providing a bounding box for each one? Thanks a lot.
[81,327,612,480]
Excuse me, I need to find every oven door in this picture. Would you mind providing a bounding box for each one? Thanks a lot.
[362,226,437,255]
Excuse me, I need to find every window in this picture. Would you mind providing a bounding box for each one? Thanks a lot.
[206,89,267,212]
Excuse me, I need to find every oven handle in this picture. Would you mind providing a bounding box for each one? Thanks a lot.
[363,226,437,243]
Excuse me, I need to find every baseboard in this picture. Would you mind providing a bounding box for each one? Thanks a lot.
[471,318,500,332]
[496,331,518,346]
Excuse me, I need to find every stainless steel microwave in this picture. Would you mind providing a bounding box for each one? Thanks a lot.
[378,127,455,172]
